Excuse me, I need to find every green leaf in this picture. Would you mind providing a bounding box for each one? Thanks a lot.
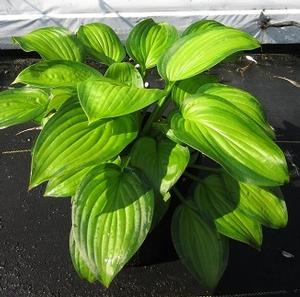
[77,23,125,65]
[46,88,76,113]
[13,60,102,88]
[130,136,189,227]
[13,27,83,62]
[222,173,288,228]
[69,229,97,283]
[72,163,154,287]
[171,74,218,107]
[126,19,178,71]
[30,100,138,188]
[130,136,190,197]
[171,94,288,186]
[194,175,262,248]
[105,62,144,88]
[45,166,94,198]
[77,80,165,122]
[158,26,260,81]
[198,83,275,138]
[182,20,225,36]
[0,88,49,129]
[172,204,229,291]
[44,156,121,198]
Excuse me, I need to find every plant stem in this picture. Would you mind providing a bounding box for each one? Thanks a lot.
[172,187,189,206]
[183,172,202,182]
[172,187,201,215]
[188,164,222,173]
[141,81,175,135]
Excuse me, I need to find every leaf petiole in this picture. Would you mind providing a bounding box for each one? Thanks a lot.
[188,164,222,173]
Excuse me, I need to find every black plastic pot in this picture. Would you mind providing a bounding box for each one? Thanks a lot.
[0,49,300,297]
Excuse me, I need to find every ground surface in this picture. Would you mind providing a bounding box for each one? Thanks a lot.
[0,51,300,297]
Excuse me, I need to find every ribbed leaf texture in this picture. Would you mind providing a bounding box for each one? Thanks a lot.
[126,19,178,71]
[14,60,102,88]
[171,74,218,107]
[171,94,288,186]
[72,164,154,287]
[0,88,49,129]
[158,26,260,81]
[105,62,144,88]
[45,166,95,198]
[222,173,288,228]
[13,27,83,61]
[77,23,125,65]
[194,175,262,248]
[172,204,229,291]
[130,136,189,225]
[69,230,97,283]
[182,20,225,36]
[30,100,138,188]
[198,83,275,138]
[130,136,189,197]
[78,80,165,122]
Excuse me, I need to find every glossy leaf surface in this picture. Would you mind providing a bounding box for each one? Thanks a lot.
[69,230,97,283]
[194,175,262,248]
[182,20,225,36]
[0,88,49,129]
[198,83,275,138]
[30,101,138,188]
[171,94,288,186]
[171,74,218,107]
[72,164,154,287]
[130,136,189,196]
[13,27,83,61]
[14,60,102,88]
[46,88,76,113]
[158,26,260,81]
[78,80,165,122]
[45,166,94,198]
[126,19,178,70]
[172,204,229,290]
[77,23,125,65]
[222,173,288,228]
[105,62,144,88]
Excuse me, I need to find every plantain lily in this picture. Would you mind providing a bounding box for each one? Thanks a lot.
[1,19,290,293]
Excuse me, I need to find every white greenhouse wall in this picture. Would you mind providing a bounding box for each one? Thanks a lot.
[0,0,300,48]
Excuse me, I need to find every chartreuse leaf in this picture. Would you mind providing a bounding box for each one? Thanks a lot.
[13,27,83,62]
[158,26,260,81]
[69,229,96,283]
[171,94,288,186]
[222,173,288,228]
[172,204,229,291]
[45,166,94,198]
[77,23,125,65]
[126,19,178,71]
[72,163,154,287]
[45,156,122,198]
[130,136,189,226]
[0,88,49,129]
[130,136,189,197]
[182,20,225,36]
[30,100,138,188]
[13,60,102,88]
[194,175,262,248]
[46,88,76,113]
[171,74,218,106]
[105,62,144,88]
[78,80,165,122]
[198,83,275,138]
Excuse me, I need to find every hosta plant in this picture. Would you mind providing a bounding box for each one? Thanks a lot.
[1,19,289,292]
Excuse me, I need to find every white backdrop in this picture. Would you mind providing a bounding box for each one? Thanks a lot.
[0,0,300,48]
